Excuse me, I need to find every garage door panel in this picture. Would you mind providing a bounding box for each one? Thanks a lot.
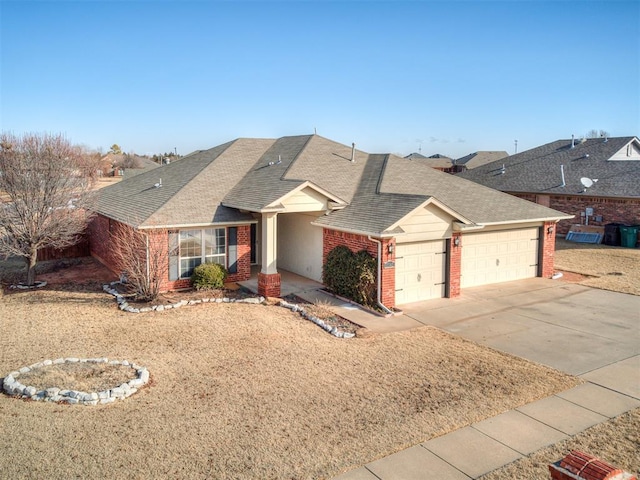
[395,240,446,305]
[461,228,538,289]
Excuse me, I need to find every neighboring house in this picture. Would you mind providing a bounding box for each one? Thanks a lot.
[451,151,509,173]
[99,153,160,177]
[457,137,640,235]
[89,134,571,308]
[404,153,454,172]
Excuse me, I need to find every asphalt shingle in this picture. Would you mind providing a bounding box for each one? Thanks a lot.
[457,137,640,198]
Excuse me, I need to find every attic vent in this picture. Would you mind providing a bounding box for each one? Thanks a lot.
[154,178,162,188]
[351,143,356,163]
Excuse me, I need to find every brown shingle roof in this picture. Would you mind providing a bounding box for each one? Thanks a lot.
[94,134,571,234]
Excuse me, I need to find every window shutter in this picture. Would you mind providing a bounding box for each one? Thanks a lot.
[169,231,179,280]
[228,227,238,274]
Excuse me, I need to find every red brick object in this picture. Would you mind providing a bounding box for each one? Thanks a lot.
[258,272,281,298]
[549,450,637,480]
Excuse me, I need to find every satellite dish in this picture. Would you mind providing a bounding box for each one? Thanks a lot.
[580,177,594,188]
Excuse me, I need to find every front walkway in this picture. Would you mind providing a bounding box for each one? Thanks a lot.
[238,268,422,332]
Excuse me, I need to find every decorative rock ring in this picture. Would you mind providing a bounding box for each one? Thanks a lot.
[2,358,150,406]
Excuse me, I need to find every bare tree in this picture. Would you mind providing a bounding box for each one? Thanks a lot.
[109,223,168,301]
[0,132,96,285]
[586,129,610,139]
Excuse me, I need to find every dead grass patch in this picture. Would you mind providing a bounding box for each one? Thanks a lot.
[0,287,578,479]
[480,408,640,480]
[16,363,137,392]
[554,239,640,295]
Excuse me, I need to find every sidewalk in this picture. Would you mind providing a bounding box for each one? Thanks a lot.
[333,355,640,479]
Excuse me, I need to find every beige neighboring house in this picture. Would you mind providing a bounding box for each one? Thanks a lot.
[404,153,454,172]
[99,153,160,177]
[452,151,509,173]
[89,134,571,309]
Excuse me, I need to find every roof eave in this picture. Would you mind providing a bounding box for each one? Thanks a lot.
[309,222,397,238]
[137,219,258,230]
[479,215,575,227]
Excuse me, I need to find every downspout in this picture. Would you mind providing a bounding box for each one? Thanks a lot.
[367,236,394,315]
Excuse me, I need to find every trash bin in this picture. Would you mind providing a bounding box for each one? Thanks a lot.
[619,225,639,248]
[603,223,623,246]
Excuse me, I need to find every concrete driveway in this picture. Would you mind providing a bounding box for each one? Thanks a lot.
[333,279,639,480]
[401,278,640,376]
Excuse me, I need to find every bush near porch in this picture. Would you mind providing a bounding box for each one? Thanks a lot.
[323,245,377,307]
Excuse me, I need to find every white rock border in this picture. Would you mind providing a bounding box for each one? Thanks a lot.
[103,281,265,313]
[279,299,355,338]
[102,281,352,338]
[2,358,149,406]
[9,281,47,290]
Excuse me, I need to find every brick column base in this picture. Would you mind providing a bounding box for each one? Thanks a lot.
[258,272,281,298]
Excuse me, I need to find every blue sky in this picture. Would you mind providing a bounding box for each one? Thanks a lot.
[1,1,638,158]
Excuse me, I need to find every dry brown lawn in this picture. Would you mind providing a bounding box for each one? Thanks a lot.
[479,408,640,480]
[0,286,578,479]
[554,239,640,295]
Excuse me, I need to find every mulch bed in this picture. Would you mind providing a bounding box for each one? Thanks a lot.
[283,294,361,334]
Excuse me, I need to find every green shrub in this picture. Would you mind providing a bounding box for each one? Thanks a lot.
[191,262,227,290]
[323,246,377,307]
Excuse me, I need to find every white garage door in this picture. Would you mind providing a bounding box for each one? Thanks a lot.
[395,240,446,305]
[461,228,539,288]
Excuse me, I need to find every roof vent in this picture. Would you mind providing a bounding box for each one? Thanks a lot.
[571,135,575,148]
[351,143,356,163]
[268,156,282,166]
[500,164,506,174]
[154,178,162,188]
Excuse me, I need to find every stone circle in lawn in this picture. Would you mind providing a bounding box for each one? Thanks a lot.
[2,358,149,406]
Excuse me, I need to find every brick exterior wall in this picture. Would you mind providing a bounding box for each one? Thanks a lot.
[512,193,640,235]
[449,233,462,297]
[88,214,121,275]
[322,229,396,309]
[540,222,557,278]
[88,214,251,292]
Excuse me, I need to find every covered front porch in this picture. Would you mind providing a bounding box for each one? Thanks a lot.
[239,266,323,298]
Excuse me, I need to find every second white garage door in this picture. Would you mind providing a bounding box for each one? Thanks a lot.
[395,240,446,305]
[461,228,539,288]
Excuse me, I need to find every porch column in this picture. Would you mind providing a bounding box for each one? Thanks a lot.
[258,212,281,297]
